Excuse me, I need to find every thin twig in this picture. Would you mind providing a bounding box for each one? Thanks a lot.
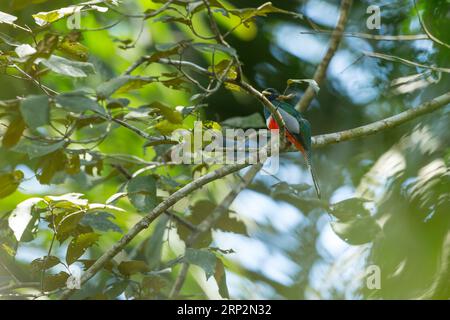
[299,30,428,41]
[413,0,450,49]
[296,0,353,112]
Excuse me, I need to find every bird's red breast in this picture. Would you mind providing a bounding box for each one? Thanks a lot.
[267,116,305,154]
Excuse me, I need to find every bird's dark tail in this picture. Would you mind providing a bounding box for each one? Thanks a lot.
[304,153,321,199]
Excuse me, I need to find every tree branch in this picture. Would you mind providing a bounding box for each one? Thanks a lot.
[299,30,428,41]
[59,89,450,299]
[59,161,250,299]
[296,0,353,112]
[168,163,263,298]
[311,91,450,148]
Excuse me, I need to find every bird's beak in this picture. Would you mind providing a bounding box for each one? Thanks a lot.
[261,90,271,97]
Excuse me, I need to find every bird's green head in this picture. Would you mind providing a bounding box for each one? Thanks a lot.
[262,88,280,102]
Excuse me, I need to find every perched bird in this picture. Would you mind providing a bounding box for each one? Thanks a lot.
[262,88,321,199]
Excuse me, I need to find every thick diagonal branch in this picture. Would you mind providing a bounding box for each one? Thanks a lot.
[312,91,450,147]
[168,163,263,298]
[59,161,249,299]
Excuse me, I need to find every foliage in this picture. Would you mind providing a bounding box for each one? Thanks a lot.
[0,0,449,300]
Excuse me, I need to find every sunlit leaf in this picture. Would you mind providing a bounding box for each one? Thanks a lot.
[15,44,37,59]
[149,101,183,124]
[38,55,95,77]
[208,59,237,79]
[0,11,18,25]
[8,198,42,241]
[45,193,88,207]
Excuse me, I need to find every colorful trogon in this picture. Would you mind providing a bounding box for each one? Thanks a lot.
[262,88,321,199]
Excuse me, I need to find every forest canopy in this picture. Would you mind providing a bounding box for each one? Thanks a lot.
[0,0,449,300]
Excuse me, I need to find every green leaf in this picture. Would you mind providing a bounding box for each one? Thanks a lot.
[30,256,61,272]
[8,198,42,241]
[13,140,66,159]
[0,170,23,199]
[331,216,382,245]
[66,232,100,265]
[147,41,191,63]
[330,198,371,221]
[216,213,248,236]
[214,258,229,299]
[2,116,26,148]
[222,113,266,128]
[19,95,50,129]
[185,248,217,280]
[32,3,110,26]
[37,150,67,184]
[105,280,129,299]
[208,59,238,79]
[148,101,183,124]
[144,215,168,269]
[56,92,105,114]
[141,275,166,298]
[58,37,89,61]
[80,212,122,233]
[229,2,303,27]
[154,119,184,135]
[177,200,214,248]
[118,260,150,276]
[192,43,237,58]
[42,271,69,291]
[96,76,155,99]
[271,181,311,199]
[38,55,95,77]
[127,175,157,212]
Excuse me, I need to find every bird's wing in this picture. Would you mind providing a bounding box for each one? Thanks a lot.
[272,101,300,133]
[272,101,312,151]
